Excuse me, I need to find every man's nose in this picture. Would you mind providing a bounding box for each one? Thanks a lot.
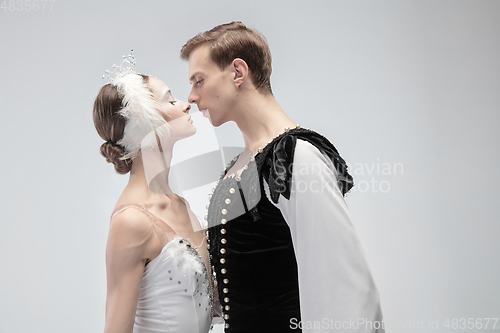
[188,89,198,104]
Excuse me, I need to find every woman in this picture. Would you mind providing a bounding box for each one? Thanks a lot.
[93,52,214,333]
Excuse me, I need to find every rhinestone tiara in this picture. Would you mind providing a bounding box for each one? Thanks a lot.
[102,50,136,81]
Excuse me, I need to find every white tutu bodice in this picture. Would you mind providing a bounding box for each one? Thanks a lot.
[111,204,213,333]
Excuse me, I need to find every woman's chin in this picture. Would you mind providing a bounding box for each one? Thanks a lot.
[172,127,197,141]
[186,127,197,138]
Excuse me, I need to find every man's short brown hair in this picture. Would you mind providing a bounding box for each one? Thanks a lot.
[181,21,273,94]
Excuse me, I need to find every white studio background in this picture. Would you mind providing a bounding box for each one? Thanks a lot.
[1,1,499,332]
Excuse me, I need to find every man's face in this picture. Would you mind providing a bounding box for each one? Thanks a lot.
[187,44,236,127]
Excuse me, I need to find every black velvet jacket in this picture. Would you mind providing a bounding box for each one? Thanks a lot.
[206,128,353,332]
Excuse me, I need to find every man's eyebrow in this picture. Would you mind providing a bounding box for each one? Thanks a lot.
[189,72,201,83]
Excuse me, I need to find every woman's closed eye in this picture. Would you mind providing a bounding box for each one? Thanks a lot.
[169,100,177,105]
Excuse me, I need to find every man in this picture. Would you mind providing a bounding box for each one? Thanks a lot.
[181,22,384,332]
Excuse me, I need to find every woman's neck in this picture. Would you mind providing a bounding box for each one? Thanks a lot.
[127,145,174,198]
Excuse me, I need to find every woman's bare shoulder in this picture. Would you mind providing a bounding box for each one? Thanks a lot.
[108,207,156,249]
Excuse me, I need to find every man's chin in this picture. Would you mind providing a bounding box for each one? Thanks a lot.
[204,111,229,127]
[210,118,230,127]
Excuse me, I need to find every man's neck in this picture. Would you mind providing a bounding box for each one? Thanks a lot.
[232,92,297,154]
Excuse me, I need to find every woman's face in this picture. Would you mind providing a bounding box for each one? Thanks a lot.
[148,76,196,140]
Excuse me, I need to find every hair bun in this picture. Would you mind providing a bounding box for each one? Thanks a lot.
[100,141,132,174]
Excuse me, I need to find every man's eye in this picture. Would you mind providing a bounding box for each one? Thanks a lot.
[169,100,177,105]
[196,79,204,86]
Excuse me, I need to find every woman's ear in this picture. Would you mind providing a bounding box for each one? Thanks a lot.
[232,58,249,88]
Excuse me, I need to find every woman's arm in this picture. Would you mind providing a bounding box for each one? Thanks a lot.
[104,209,160,333]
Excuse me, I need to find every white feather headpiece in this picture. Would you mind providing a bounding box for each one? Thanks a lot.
[102,50,170,160]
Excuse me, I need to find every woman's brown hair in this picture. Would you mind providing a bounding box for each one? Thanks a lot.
[92,74,149,174]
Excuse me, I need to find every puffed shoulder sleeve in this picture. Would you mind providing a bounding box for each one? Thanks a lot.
[264,139,384,333]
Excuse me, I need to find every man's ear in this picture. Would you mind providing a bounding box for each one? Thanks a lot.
[232,58,249,88]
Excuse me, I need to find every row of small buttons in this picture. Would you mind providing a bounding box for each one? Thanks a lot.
[205,156,241,330]
[219,183,232,328]
[205,125,306,330]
